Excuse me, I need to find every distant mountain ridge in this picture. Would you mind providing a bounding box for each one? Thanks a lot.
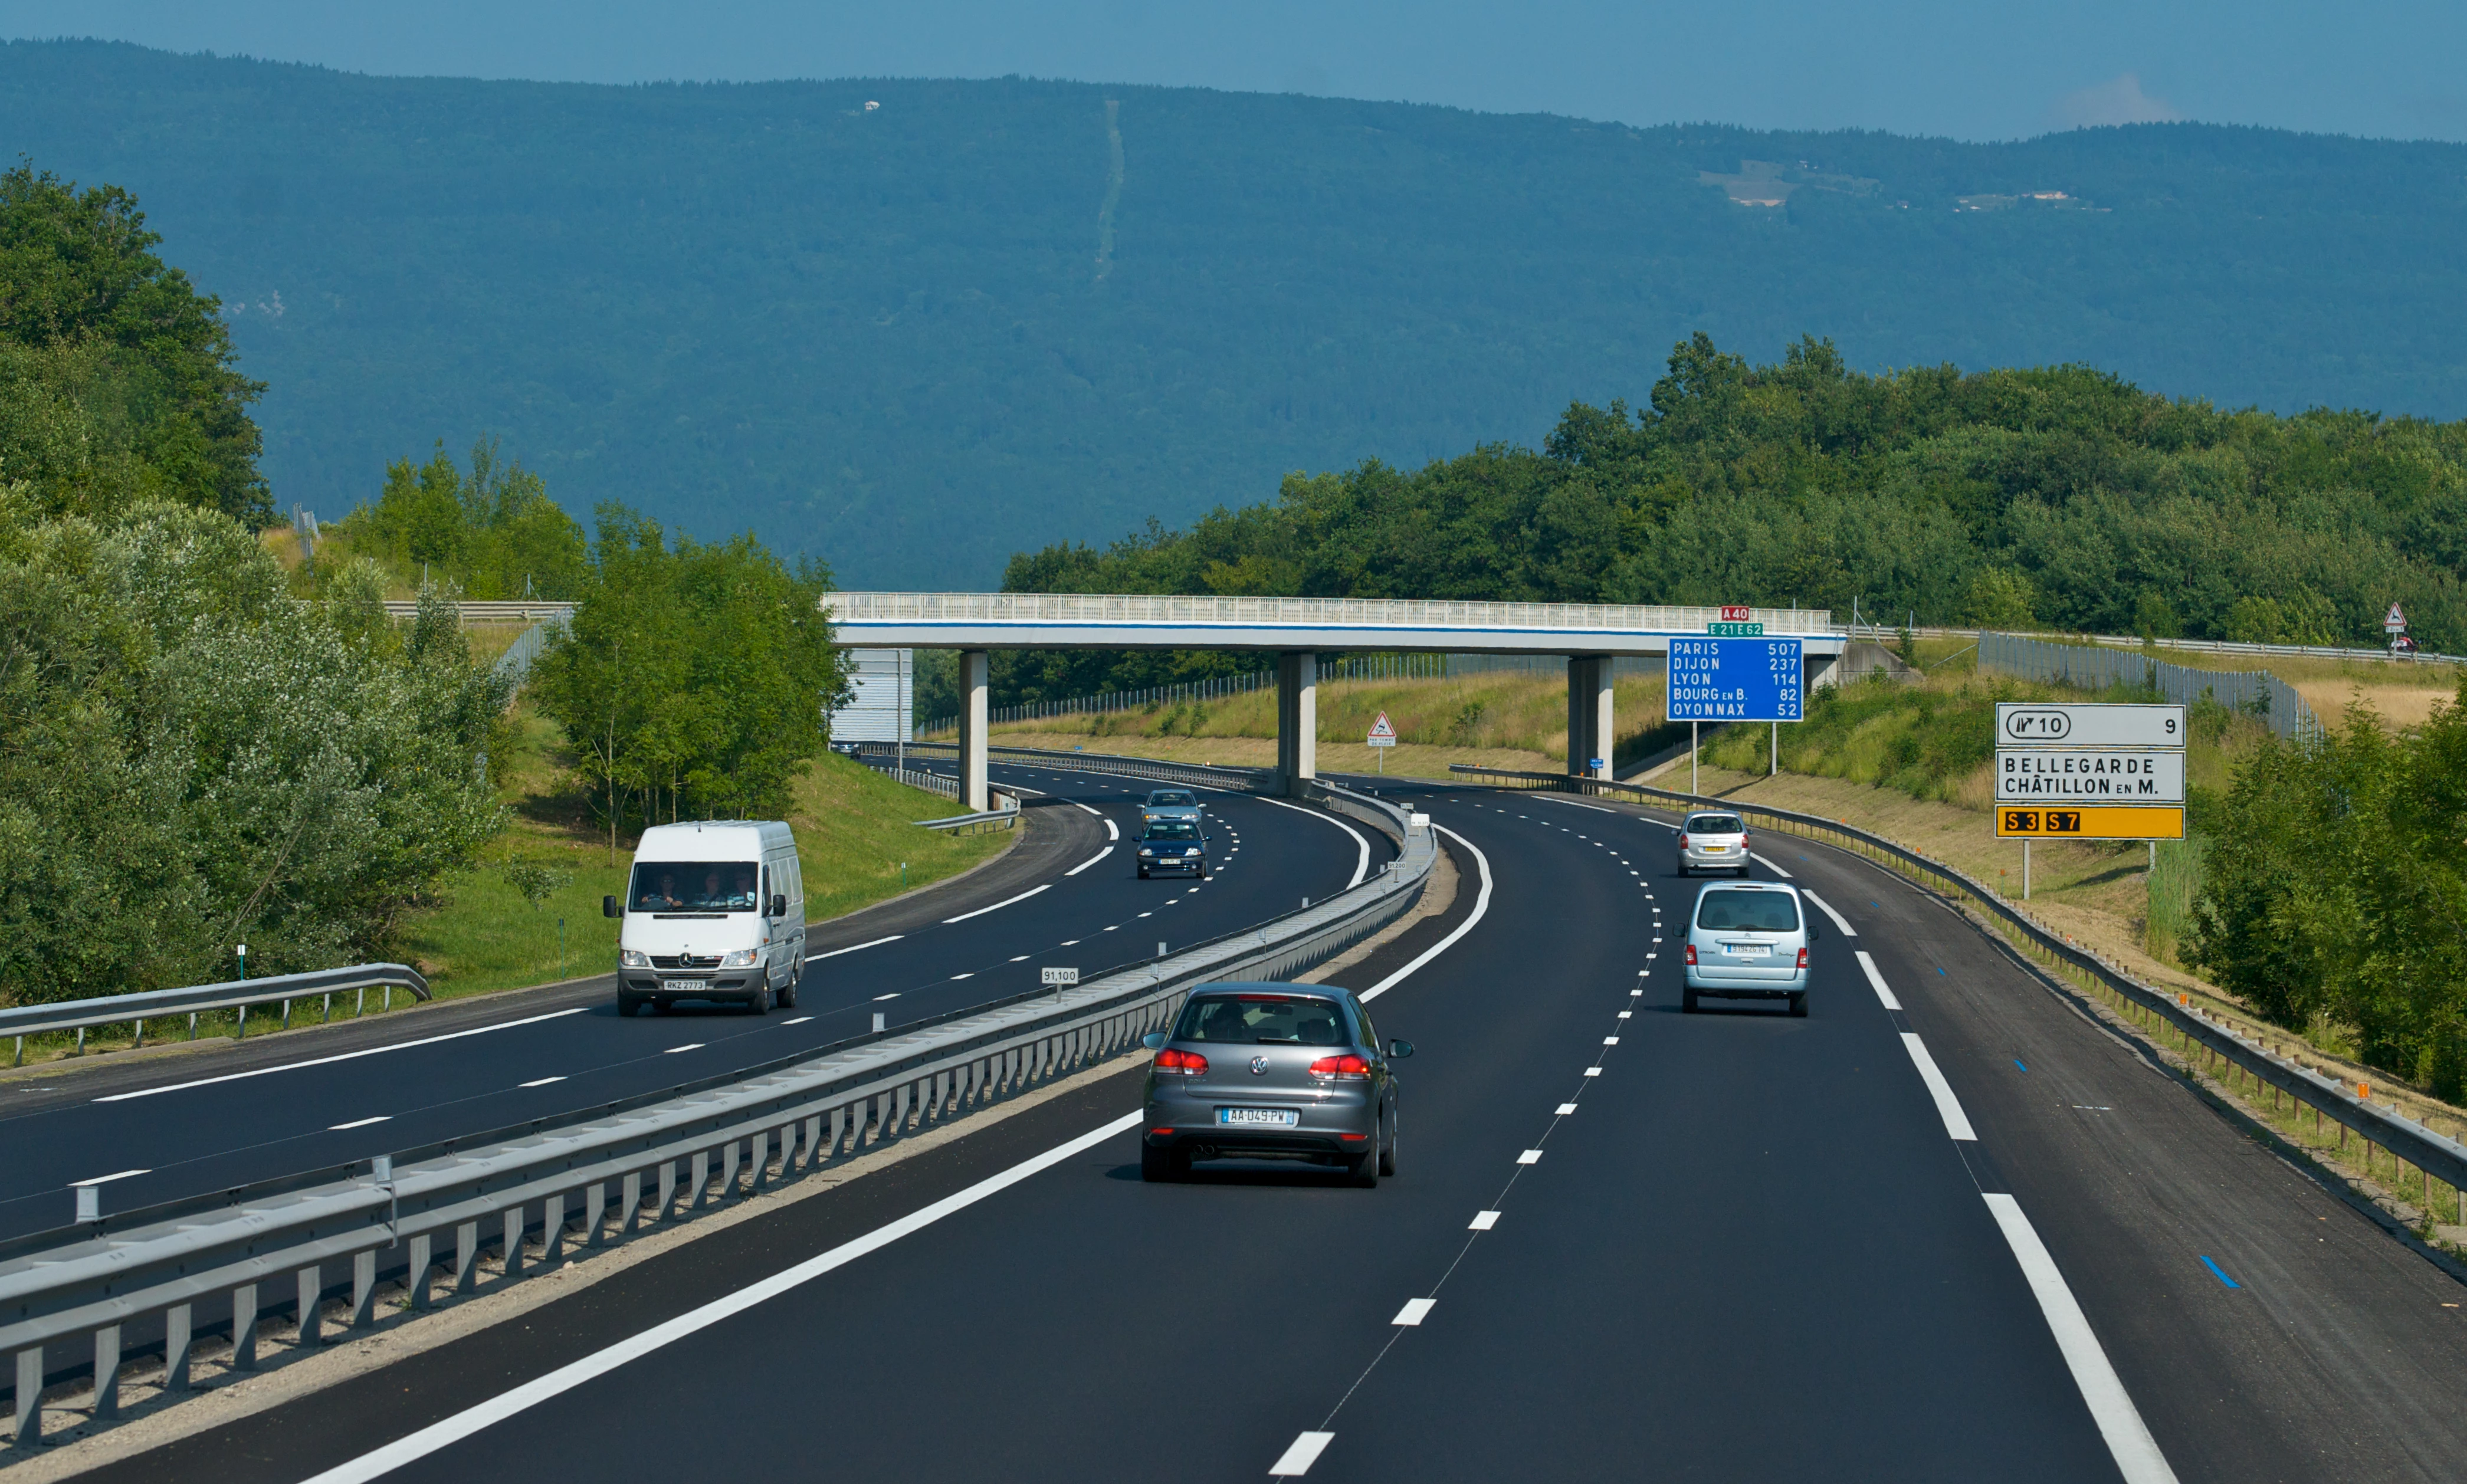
[3,40,2464,585]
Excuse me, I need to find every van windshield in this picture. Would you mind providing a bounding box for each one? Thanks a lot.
[1696,890,1800,933]
[631,862,760,912]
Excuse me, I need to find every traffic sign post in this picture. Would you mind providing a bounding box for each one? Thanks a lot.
[1671,637,1802,794]
[1992,702,2186,898]
[1366,711,1397,773]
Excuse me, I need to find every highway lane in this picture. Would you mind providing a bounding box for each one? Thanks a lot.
[0,762,1382,1243]
[84,774,2467,1483]
[160,778,2152,1484]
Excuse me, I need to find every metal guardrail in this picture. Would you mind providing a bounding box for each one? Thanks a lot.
[1446,763,2467,1203]
[0,770,1430,1444]
[914,809,1021,835]
[3,965,431,1066]
[864,760,962,800]
[1877,622,2462,669]
[379,601,576,623]
[859,740,1279,794]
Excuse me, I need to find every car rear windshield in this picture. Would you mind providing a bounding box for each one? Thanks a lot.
[1695,890,1800,932]
[1147,792,1198,807]
[1686,815,1745,835]
[1173,994,1349,1045]
[629,862,760,912]
[1143,820,1201,841]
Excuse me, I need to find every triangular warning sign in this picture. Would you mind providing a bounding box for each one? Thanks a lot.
[1367,711,1397,740]
[2386,602,2409,631]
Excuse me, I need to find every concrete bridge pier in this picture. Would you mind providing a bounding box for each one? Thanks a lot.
[1276,651,1317,796]
[1567,655,1614,780]
[958,649,990,812]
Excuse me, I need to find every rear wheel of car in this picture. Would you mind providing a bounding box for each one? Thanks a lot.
[1351,1120,1382,1188]
[1140,1143,1187,1183]
[1379,1108,1399,1177]
[1789,991,1807,1018]
[1681,986,1700,1014]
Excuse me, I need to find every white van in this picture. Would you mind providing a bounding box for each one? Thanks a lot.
[604,821,806,1015]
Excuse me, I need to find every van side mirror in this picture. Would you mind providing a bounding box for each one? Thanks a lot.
[769,893,788,918]
[1388,1039,1416,1059]
[603,895,622,919]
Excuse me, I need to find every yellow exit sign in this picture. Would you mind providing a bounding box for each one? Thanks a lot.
[1996,806,2185,841]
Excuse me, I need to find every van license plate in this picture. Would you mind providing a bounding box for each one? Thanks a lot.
[1218,1108,1300,1127]
[660,979,701,992]
[1725,944,1771,958]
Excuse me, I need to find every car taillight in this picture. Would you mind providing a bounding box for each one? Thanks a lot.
[1154,1048,1208,1076]
[1683,944,1697,965]
[1308,1053,1371,1080]
[1678,834,1690,848]
[1796,948,1809,968]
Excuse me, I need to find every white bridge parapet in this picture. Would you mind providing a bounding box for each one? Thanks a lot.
[822,592,1845,805]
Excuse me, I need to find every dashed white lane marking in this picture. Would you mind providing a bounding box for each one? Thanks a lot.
[302,1109,1149,1484]
[1517,1150,1543,1165]
[1984,1194,2181,1483]
[1268,1432,1337,1478]
[517,1078,566,1089]
[1060,939,1080,945]
[1602,1036,1620,1045]
[781,1017,812,1026]
[1555,1103,1578,1115]
[808,934,903,963]
[1900,1033,1978,1141]
[1103,925,1118,931]
[943,883,1052,923]
[663,1043,704,1055]
[70,1168,151,1187]
[872,993,901,1002]
[1009,954,1029,962]
[327,1115,393,1130]
[1856,951,1902,1010]
[1390,1298,1436,1327]
[1803,891,1856,937]
[1583,1067,1602,1076]
[94,1006,593,1104]
[1362,826,1493,1004]
[950,973,974,981]
[1750,852,1792,877]
[1469,1211,1500,1230]
[1065,846,1114,876]
[1616,1010,1632,1019]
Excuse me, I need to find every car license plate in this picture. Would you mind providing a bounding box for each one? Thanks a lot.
[1218,1107,1300,1127]
[660,979,701,992]
[1702,845,1729,853]
[1725,943,1770,958]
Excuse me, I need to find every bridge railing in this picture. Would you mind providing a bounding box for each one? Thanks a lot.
[1446,762,2467,1219]
[825,590,1836,635]
[0,767,1430,1446]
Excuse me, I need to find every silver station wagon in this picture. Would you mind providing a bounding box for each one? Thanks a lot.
[1682,881,1818,1016]
[1140,983,1412,1186]
[1677,811,1752,876]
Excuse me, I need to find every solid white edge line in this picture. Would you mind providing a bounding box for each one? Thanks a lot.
[1750,852,1792,878]
[93,1007,593,1103]
[1856,951,1902,1011]
[1105,817,1119,841]
[1900,1032,1978,1141]
[1258,796,1371,888]
[1803,890,1856,937]
[303,1111,1147,1484]
[1531,796,1615,815]
[1391,1297,1436,1326]
[808,934,904,963]
[1268,1432,1337,1477]
[941,882,1052,924]
[1064,846,1113,876]
[1072,802,1100,817]
[1983,1193,2180,1484]
[1360,825,1493,1003]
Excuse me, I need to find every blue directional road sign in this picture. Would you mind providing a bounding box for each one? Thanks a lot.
[1666,637,1804,722]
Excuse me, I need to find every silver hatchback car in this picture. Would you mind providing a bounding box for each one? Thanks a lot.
[1682,881,1818,1016]
[1677,810,1752,876]
[1140,983,1413,1185]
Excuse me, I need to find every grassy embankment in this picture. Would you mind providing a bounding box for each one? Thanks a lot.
[940,668,1688,780]
[1689,642,2467,1232]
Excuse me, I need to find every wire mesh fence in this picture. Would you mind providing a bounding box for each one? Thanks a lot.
[1979,631,2322,744]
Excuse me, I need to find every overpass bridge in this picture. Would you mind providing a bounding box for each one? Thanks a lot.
[824,592,1844,809]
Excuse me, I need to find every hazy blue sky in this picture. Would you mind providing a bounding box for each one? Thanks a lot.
[5,1,2462,143]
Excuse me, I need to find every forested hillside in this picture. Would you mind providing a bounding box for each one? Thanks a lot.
[9,41,2467,584]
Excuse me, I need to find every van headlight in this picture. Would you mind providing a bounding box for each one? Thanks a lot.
[620,950,650,968]
[719,948,760,967]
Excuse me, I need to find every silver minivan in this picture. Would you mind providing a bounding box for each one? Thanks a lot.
[1139,983,1412,1186]
[1681,881,1816,1016]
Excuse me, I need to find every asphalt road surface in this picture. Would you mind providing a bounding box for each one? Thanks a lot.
[76,776,2467,1483]
[0,762,1383,1243]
